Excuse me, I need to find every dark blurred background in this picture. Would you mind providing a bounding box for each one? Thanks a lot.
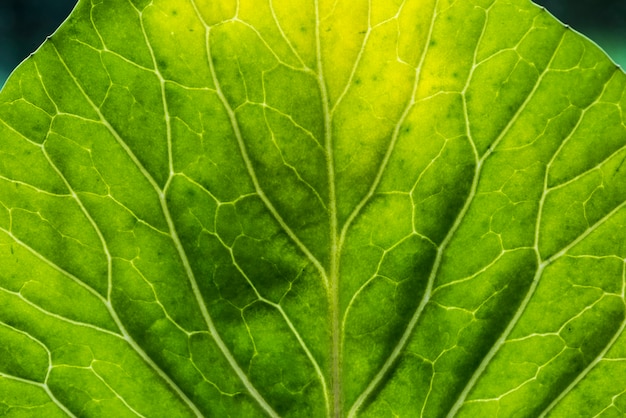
[0,0,624,88]
[537,0,626,67]
[0,0,77,87]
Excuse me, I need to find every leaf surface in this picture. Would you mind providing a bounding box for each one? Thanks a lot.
[1,0,626,417]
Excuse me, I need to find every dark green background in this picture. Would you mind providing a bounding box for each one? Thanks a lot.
[0,1,625,86]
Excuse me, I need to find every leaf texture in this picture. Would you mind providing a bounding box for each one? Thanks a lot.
[0,0,625,417]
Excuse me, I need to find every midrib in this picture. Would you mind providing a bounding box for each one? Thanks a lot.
[312,2,342,418]
[328,179,341,418]
[320,42,343,418]
[327,135,341,418]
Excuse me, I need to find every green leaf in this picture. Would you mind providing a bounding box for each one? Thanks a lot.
[1,0,625,416]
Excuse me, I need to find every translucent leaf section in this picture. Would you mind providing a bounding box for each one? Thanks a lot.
[0,0,625,417]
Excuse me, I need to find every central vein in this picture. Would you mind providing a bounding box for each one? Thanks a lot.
[324,46,343,418]
[313,2,342,417]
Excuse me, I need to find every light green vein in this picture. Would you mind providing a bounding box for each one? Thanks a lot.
[190,3,329,295]
[446,32,620,417]
[0,318,76,417]
[49,41,204,418]
[190,1,317,416]
[346,0,439,415]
